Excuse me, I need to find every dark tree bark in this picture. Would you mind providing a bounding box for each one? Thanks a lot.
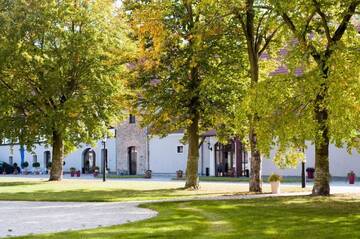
[49,130,64,181]
[240,0,263,192]
[249,126,262,192]
[312,69,330,196]
[185,112,200,189]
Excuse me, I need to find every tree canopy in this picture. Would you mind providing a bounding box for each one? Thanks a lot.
[254,0,360,195]
[123,0,247,188]
[0,0,133,180]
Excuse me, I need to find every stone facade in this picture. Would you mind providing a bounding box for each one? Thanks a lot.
[115,118,148,175]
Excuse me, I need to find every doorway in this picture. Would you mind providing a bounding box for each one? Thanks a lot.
[82,148,96,174]
[44,151,51,169]
[128,146,137,175]
[214,142,234,177]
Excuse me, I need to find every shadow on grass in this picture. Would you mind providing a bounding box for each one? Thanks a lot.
[14,196,360,239]
[0,181,42,187]
[0,187,228,202]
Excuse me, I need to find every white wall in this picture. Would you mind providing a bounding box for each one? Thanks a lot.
[262,143,360,177]
[0,138,116,173]
[149,134,188,174]
[0,144,51,171]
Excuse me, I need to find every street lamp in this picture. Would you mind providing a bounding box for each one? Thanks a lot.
[301,158,306,188]
[101,136,108,182]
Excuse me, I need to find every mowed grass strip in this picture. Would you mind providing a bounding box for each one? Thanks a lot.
[0,177,308,202]
[13,195,360,239]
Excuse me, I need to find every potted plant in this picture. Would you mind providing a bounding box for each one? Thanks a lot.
[76,170,81,177]
[70,167,76,177]
[93,166,99,177]
[269,173,282,194]
[306,167,315,179]
[144,169,152,179]
[176,170,183,179]
[21,161,29,175]
[348,171,356,184]
[32,162,40,174]
[13,163,19,175]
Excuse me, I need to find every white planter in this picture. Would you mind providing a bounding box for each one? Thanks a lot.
[270,181,281,194]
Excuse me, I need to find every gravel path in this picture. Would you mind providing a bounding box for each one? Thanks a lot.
[0,201,157,238]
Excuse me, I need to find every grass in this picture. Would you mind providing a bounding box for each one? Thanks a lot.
[96,174,145,179]
[13,195,360,239]
[0,177,308,202]
[173,176,306,183]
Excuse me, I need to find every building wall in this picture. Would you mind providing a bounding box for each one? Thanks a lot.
[0,138,116,173]
[115,120,147,175]
[149,134,188,174]
[261,143,360,177]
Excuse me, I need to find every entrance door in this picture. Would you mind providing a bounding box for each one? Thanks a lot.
[214,142,234,177]
[83,149,96,173]
[44,151,51,169]
[128,146,137,175]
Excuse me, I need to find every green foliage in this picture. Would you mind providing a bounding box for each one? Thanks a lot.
[123,0,246,140]
[268,173,282,182]
[21,161,29,168]
[32,162,40,168]
[0,0,133,153]
[254,0,360,154]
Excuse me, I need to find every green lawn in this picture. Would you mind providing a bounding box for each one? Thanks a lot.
[96,174,145,179]
[0,177,308,202]
[13,195,360,239]
[173,176,305,183]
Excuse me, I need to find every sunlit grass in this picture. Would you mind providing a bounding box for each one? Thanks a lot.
[0,177,308,202]
[12,195,360,239]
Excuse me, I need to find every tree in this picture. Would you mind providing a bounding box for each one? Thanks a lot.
[124,0,246,189]
[0,0,132,180]
[258,0,360,195]
[229,0,282,192]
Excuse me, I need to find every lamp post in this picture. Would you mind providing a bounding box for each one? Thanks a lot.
[101,137,107,182]
[301,158,306,188]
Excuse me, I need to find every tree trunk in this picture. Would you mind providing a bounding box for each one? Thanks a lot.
[49,130,64,181]
[241,0,263,193]
[185,113,200,189]
[249,127,262,192]
[312,83,330,196]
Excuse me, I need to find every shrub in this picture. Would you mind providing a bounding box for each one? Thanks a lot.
[47,162,52,169]
[268,173,282,182]
[306,167,315,173]
[70,167,76,172]
[21,161,29,168]
[32,162,40,168]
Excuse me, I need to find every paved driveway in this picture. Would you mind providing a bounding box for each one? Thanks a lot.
[0,201,157,238]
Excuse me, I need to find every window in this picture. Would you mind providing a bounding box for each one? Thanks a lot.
[8,156,13,165]
[33,155,38,164]
[129,114,136,124]
[177,146,184,153]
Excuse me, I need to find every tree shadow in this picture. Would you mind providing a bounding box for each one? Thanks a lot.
[0,181,42,187]
[12,196,360,239]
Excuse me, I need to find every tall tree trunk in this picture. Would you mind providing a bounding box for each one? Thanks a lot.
[249,126,262,192]
[248,58,262,193]
[185,112,200,189]
[49,130,64,181]
[312,74,330,195]
[240,0,263,193]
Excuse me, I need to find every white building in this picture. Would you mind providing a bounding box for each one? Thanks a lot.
[1,115,359,177]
